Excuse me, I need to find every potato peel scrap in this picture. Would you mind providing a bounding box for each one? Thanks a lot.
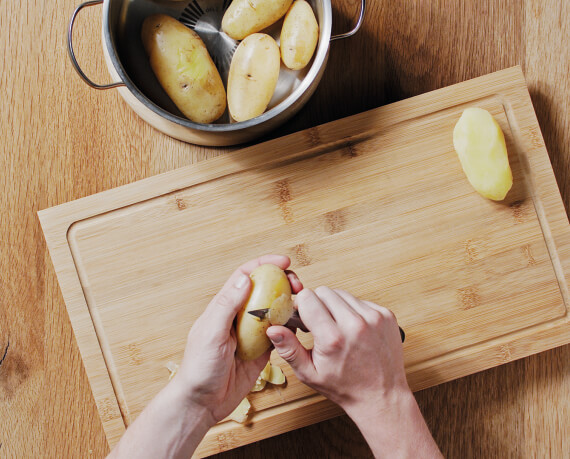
[259,361,272,381]
[228,397,251,423]
[250,378,267,392]
[164,360,286,425]
[267,365,286,385]
[166,361,179,381]
[250,362,286,393]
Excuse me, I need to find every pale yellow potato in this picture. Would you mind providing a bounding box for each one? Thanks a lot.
[141,14,226,124]
[236,264,292,360]
[453,108,513,201]
[222,0,293,40]
[227,34,280,122]
[280,0,319,70]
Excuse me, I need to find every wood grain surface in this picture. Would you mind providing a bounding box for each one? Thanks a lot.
[37,67,570,456]
[1,1,569,458]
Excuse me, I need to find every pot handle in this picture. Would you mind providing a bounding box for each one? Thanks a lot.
[330,0,366,41]
[67,0,125,90]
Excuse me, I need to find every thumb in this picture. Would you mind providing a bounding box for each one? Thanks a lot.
[266,326,315,381]
[206,271,251,330]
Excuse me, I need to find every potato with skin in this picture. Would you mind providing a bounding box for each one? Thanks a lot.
[453,107,513,201]
[222,0,293,41]
[227,34,280,122]
[280,0,319,70]
[236,264,294,361]
[141,14,226,124]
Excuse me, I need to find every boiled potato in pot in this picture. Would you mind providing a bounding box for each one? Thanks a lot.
[453,107,513,201]
[280,0,319,70]
[141,14,226,124]
[236,264,294,361]
[227,34,280,122]
[222,0,293,41]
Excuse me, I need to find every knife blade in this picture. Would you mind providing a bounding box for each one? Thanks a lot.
[248,308,309,332]
[248,308,406,342]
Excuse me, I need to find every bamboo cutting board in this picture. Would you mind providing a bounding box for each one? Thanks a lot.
[39,67,570,457]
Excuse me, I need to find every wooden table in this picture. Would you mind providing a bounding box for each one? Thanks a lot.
[1,0,568,457]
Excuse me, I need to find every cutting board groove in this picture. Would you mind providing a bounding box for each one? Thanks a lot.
[39,67,570,457]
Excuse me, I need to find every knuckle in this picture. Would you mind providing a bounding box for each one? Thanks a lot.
[378,305,396,320]
[296,288,312,302]
[314,285,329,296]
[214,290,236,309]
[279,345,299,363]
[369,310,385,327]
[323,331,344,352]
[351,317,369,335]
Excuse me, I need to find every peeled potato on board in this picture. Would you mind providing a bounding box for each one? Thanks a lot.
[453,107,513,201]
[222,0,293,40]
[280,0,319,70]
[227,34,281,122]
[141,14,226,124]
[236,264,294,360]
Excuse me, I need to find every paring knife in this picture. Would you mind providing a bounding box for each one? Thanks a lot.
[248,308,406,343]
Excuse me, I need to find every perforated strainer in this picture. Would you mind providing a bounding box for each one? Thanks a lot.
[68,0,366,145]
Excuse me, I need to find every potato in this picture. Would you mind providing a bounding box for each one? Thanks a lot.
[222,0,293,40]
[280,1,319,70]
[141,14,226,124]
[453,108,513,201]
[227,34,280,122]
[236,264,293,360]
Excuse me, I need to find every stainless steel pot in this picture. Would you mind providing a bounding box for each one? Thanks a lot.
[68,0,365,146]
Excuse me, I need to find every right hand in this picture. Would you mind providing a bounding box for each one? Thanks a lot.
[266,287,409,416]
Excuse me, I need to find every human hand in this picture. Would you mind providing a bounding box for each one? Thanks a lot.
[266,287,408,417]
[172,255,303,425]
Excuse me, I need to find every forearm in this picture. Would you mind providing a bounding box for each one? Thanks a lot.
[346,389,442,459]
[107,379,214,459]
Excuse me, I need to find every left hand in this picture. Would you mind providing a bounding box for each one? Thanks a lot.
[172,255,303,425]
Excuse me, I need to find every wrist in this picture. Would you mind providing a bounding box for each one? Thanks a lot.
[345,388,442,459]
[344,385,415,425]
[167,376,217,431]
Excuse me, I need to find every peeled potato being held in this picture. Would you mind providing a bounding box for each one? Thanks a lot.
[227,34,280,122]
[141,14,226,124]
[280,0,319,70]
[236,264,295,361]
[222,0,293,40]
[453,107,513,201]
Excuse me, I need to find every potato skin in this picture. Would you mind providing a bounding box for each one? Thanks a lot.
[227,34,280,122]
[280,0,319,70]
[222,0,293,40]
[453,107,513,201]
[141,14,226,124]
[236,264,292,361]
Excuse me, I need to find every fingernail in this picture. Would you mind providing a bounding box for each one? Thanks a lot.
[271,334,283,344]
[235,273,248,289]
